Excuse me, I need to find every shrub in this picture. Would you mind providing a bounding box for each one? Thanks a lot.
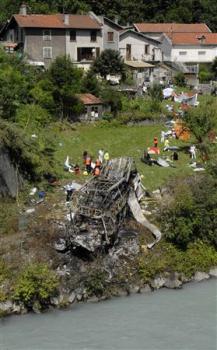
[138,241,217,282]
[174,72,186,87]
[84,269,107,297]
[160,174,217,249]
[148,84,163,101]
[199,70,213,83]
[15,104,51,129]
[13,263,59,308]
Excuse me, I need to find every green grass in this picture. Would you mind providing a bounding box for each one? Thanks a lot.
[51,122,193,191]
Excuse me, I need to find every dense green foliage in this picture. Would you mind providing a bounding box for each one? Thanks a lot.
[184,96,217,143]
[1,1,217,31]
[211,58,217,80]
[92,49,125,80]
[174,72,186,87]
[138,240,217,281]
[13,263,59,308]
[160,174,217,249]
[0,118,56,180]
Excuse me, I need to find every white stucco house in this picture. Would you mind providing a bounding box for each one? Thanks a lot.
[167,33,217,63]
[119,29,162,62]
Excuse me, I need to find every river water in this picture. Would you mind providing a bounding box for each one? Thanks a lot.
[0,279,216,350]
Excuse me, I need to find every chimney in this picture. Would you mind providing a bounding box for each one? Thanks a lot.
[19,3,27,16]
[64,14,69,25]
[114,16,119,24]
[198,35,206,44]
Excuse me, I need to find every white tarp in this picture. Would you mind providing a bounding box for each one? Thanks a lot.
[128,190,161,249]
[174,93,198,106]
[163,88,174,98]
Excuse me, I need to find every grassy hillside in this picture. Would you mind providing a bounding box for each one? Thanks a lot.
[52,122,193,190]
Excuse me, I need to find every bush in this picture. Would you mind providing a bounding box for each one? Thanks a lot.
[138,241,217,282]
[199,70,213,83]
[148,84,163,101]
[160,174,217,249]
[16,104,51,129]
[184,96,217,143]
[84,269,107,297]
[13,263,59,308]
[174,72,186,87]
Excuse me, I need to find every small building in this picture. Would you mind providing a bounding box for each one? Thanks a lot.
[76,93,104,121]
[124,60,155,86]
[119,29,162,62]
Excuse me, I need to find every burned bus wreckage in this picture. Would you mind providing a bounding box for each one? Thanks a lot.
[64,157,161,254]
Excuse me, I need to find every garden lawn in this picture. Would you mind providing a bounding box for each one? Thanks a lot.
[53,123,193,191]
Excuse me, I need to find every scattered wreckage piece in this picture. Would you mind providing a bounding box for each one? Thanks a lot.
[65,157,162,254]
[128,190,161,249]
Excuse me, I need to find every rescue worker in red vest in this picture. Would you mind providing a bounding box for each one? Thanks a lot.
[85,155,92,174]
[93,166,101,176]
[95,159,101,167]
[153,136,158,148]
[74,164,80,175]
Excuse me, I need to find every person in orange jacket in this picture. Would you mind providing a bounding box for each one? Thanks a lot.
[93,166,101,176]
[154,136,158,148]
[95,159,101,167]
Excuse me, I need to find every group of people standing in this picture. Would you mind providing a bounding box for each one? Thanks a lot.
[64,149,110,176]
[83,149,110,176]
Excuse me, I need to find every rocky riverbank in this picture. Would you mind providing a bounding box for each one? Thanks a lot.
[0,181,217,318]
[1,266,216,317]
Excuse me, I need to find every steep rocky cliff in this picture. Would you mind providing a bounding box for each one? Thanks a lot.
[0,147,23,198]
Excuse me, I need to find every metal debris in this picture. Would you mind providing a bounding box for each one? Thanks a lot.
[65,157,161,253]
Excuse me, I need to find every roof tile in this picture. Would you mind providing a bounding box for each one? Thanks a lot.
[77,93,102,105]
[169,32,217,45]
[134,23,211,33]
[14,14,101,29]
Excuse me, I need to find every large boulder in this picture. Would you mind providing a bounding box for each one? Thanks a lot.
[194,271,210,282]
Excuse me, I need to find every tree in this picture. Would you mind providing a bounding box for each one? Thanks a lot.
[100,87,122,117]
[30,78,56,113]
[211,57,217,79]
[48,55,83,119]
[160,174,217,249]
[0,65,29,120]
[81,69,101,96]
[92,49,125,80]
[184,96,217,143]
[15,104,51,129]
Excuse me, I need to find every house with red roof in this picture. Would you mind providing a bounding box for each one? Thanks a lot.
[0,4,103,69]
[133,23,211,40]
[76,93,107,121]
[168,32,217,63]
[134,22,216,64]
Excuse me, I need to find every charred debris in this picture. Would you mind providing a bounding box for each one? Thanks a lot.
[59,157,161,257]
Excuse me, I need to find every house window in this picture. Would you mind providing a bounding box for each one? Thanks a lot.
[144,44,150,55]
[107,32,114,42]
[77,47,99,61]
[4,46,14,53]
[90,30,97,42]
[43,30,51,41]
[179,51,187,55]
[198,51,206,55]
[43,47,52,59]
[70,30,76,41]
